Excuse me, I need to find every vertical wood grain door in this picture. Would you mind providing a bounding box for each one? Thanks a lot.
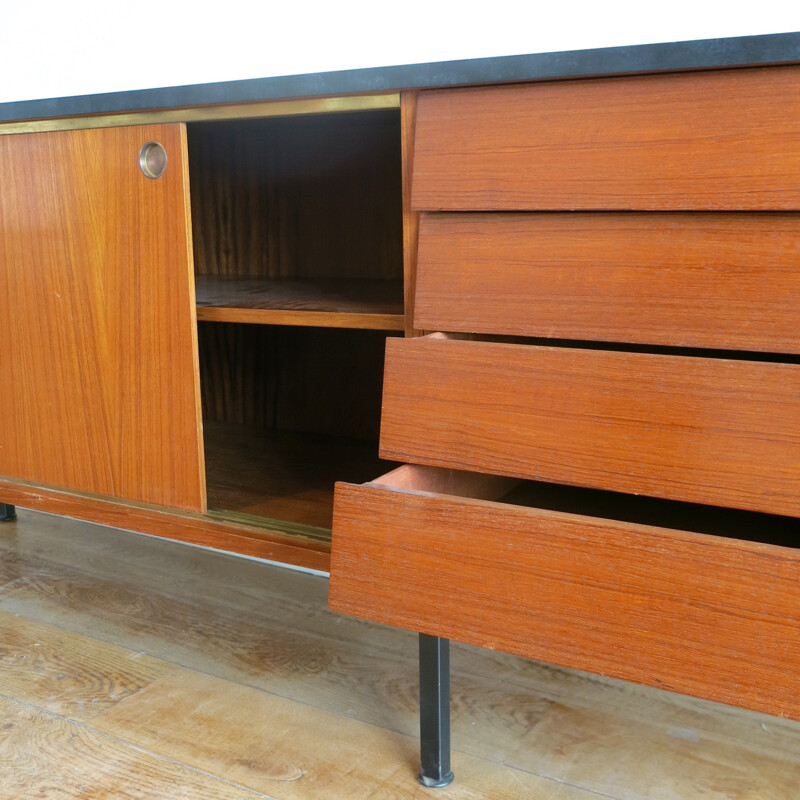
[0,124,206,512]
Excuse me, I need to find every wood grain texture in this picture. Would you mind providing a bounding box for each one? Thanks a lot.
[0,124,206,512]
[188,110,403,281]
[0,476,331,571]
[415,212,800,352]
[379,337,800,516]
[0,696,263,800]
[195,276,404,330]
[92,669,593,799]
[412,65,800,210]
[330,479,800,719]
[0,609,169,721]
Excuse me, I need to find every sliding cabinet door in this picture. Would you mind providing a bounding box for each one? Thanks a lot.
[0,124,205,511]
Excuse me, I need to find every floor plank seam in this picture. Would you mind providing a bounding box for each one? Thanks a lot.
[0,689,284,799]
[498,760,624,800]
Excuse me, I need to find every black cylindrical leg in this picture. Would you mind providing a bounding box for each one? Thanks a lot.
[0,504,17,522]
[418,633,454,788]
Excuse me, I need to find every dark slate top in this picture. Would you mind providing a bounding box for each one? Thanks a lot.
[1,31,798,123]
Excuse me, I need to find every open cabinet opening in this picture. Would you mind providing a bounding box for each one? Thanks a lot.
[187,103,403,542]
[187,106,404,328]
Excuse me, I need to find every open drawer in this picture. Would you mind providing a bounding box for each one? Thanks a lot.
[330,463,800,720]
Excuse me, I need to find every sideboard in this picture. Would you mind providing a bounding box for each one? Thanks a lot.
[1,32,799,788]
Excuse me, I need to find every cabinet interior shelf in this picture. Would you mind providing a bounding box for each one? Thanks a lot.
[195,275,405,330]
[203,421,396,540]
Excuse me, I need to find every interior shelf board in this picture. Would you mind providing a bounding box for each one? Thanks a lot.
[195,276,405,330]
[204,422,397,535]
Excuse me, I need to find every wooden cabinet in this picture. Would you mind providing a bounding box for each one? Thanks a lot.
[1,42,799,779]
[0,98,404,570]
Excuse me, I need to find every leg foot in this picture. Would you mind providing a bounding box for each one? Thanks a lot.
[418,633,454,788]
[0,504,16,522]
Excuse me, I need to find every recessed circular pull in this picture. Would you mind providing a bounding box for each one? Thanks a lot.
[139,141,168,179]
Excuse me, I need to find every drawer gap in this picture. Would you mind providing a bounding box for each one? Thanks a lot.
[500,480,799,548]
[432,332,800,365]
[365,465,798,549]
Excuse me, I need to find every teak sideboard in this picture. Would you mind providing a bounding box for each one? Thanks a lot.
[1,32,799,787]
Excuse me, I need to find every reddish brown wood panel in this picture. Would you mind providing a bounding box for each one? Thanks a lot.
[0,476,330,572]
[415,212,800,353]
[0,125,206,511]
[194,275,404,330]
[188,110,403,281]
[412,66,800,210]
[329,478,800,719]
[379,338,800,516]
[401,92,421,337]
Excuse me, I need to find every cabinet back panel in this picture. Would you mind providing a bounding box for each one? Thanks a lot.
[415,212,800,353]
[198,323,393,441]
[412,66,800,210]
[187,110,403,280]
[0,124,206,512]
[379,337,800,517]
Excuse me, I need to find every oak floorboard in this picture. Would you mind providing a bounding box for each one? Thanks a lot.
[92,670,592,799]
[2,510,800,799]
[0,557,546,763]
[512,702,800,800]
[0,609,170,721]
[0,696,270,799]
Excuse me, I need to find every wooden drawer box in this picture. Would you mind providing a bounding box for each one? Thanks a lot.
[414,212,800,352]
[379,336,800,517]
[330,463,800,719]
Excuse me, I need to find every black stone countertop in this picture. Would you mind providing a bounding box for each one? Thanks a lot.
[1,31,798,123]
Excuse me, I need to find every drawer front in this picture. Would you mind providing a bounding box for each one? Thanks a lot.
[380,337,800,516]
[330,469,800,720]
[412,65,800,211]
[415,212,800,353]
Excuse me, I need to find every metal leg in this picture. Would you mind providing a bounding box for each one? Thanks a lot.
[418,634,454,788]
[0,504,16,522]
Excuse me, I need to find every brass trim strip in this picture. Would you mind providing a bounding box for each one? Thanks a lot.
[205,508,332,544]
[0,93,401,134]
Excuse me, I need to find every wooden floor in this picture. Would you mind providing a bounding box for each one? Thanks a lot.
[2,512,800,799]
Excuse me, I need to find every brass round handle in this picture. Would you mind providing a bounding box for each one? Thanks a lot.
[139,141,168,179]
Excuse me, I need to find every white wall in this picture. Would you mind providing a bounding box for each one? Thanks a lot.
[2,1,799,103]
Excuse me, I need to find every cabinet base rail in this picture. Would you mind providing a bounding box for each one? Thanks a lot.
[0,504,16,522]
[418,633,454,788]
